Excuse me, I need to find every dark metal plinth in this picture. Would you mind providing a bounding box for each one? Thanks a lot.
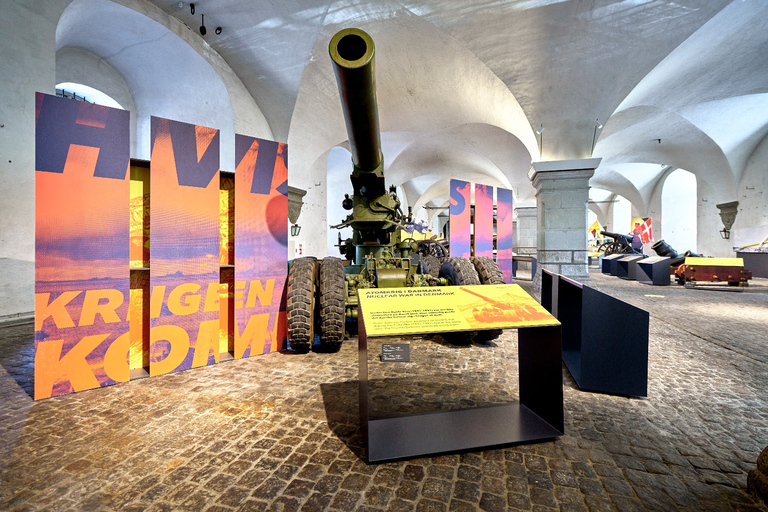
[358,304,562,463]
[601,254,623,275]
[617,255,645,280]
[557,276,648,397]
[367,403,561,462]
[737,252,768,278]
[637,257,671,285]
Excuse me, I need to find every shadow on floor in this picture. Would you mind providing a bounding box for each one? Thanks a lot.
[0,321,35,399]
[319,380,366,461]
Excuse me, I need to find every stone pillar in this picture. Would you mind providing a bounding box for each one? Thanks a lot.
[514,206,537,269]
[749,446,768,505]
[528,158,600,288]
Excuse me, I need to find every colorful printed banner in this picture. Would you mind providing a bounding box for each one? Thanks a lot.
[496,187,514,283]
[473,184,494,258]
[35,97,290,399]
[34,93,130,399]
[234,135,288,358]
[631,217,653,244]
[149,117,220,376]
[449,179,471,258]
[358,285,558,337]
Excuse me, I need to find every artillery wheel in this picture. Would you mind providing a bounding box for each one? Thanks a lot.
[422,255,442,278]
[287,257,318,353]
[440,257,481,286]
[470,256,504,342]
[470,256,505,285]
[318,257,345,352]
[439,257,480,344]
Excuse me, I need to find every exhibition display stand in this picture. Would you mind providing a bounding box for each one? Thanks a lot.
[636,256,671,285]
[512,255,537,280]
[736,252,767,278]
[601,254,623,275]
[541,270,648,397]
[617,255,645,280]
[357,285,563,463]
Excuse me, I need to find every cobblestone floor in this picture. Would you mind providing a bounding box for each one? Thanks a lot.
[0,271,767,511]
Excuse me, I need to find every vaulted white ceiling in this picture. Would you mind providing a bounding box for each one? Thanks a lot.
[57,0,768,225]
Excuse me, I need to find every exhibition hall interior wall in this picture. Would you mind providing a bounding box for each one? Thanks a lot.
[2,0,768,319]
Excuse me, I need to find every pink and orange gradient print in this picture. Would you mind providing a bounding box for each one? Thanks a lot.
[496,188,514,283]
[473,184,494,258]
[234,135,288,358]
[34,93,131,399]
[149,117,220,376]
[449,179,472,258]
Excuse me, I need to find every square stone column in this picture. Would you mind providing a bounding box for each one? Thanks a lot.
[514,206,537,269]
[528,158,600,288]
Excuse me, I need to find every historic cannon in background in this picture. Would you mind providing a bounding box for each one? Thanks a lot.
[652,239,701,268]
[599,231,641,255]
[285,28,505,352]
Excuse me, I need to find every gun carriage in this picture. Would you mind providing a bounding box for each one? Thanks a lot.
[286,28,505,352]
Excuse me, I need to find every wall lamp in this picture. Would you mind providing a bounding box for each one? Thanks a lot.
[591,119,603,155]
[536,124,545,157]
[720,227,730,240]
[291,224,301,237]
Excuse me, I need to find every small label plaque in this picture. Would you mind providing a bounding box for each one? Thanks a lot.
[381,343,410,362]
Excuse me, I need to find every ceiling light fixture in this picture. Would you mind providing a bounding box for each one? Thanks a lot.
[190,3,195,14]
[215,26,222,35]
[200,14,206,35]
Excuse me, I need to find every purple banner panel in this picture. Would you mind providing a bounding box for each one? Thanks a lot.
[149,117,220,376]
[234,135,288,359]
[496,187,514,283]
[449,179,471,258]
[34,92,130,399]
[474,184,494,258]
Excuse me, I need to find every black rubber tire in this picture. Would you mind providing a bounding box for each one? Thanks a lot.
[423,254,442,278]
[287,257,318,353]
[440,257,480,344]
[439,257,481,286]
[470,257,505,342]
[470,256,505,285]
[318,257,346,352]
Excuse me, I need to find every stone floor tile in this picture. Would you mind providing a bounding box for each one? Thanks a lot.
[0,274,767,512]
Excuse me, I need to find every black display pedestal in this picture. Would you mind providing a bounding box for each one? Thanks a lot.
[513,256,537,280]
[601,254,623,275]
[357,297,563,463]
[542,272,648,397]
[617,255,645,280]
[737,252,768,278]
[636,256,671,285]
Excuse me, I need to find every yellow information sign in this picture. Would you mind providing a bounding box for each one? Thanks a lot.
[357,284,559,337]
[684,257,744,267]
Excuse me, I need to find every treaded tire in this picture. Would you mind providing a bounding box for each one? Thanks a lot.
[287,257,318,353]
[423,255,442,278]
[440,257,480,344]
[470,257,504,342]
[470,256,505,285]
[318,257,345,352]
[439,257,481,286]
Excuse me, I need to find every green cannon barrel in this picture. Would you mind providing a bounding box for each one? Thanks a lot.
[329,28,385,199]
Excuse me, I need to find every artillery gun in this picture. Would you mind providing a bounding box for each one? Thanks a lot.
[599,231,640,255]
[286,28,505,352]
